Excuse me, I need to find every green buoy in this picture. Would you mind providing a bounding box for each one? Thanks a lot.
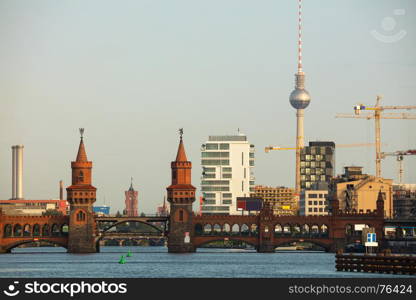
[127,250,132,257]
[119,255,126,264]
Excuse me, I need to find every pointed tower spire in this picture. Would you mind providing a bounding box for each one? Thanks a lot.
[129,177,134,191]
[175,128,188,162]
[76,128,88,162]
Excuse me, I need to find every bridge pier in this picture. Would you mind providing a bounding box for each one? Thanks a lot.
[0,246,11,254]
[257,244,275,253]
[328,239,346,253]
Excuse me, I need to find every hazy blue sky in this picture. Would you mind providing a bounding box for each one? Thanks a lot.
[0,0,415,213]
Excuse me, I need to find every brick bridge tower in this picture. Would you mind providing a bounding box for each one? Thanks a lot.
[166,129,196,253]
[67,129,97,253]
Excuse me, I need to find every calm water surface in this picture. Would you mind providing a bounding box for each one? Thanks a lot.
[0,247,412,278]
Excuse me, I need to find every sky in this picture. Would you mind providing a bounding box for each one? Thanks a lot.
[0,0,415,214]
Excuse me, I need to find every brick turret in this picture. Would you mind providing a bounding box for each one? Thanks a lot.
[166,130,196,253]
[67,129,97,253]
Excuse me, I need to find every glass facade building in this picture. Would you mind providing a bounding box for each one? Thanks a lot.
[300,141,335,190]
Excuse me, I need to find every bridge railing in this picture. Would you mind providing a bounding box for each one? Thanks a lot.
[274,232,329,238]
[99,232,165,237]
[97,214,168,218]
[195,231,258,237]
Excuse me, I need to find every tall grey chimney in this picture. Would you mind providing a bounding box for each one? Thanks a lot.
[11,146,16,199]
[59,180,64,200]
[11,145,24,200]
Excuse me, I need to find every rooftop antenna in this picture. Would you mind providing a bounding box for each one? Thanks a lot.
[179,128,184,140]
[79,128,85,140]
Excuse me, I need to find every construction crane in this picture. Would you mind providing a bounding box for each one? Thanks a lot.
[265,143,376,153]
[336,95,416,178]
[381,150,416,184]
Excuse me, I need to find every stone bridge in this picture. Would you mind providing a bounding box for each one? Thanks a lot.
[0,213,69,253]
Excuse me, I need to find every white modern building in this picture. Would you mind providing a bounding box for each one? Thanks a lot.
[299,190,329,216]
[200,134,255,215]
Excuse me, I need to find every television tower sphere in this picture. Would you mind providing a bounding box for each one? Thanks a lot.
[289,88,311,109]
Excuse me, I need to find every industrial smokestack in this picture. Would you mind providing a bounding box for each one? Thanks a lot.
[11,145,24,200]
[59,180,64,200]
[11,146,16,199]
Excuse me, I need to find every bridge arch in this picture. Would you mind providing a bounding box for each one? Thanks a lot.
[99,220,163,234]
[273,239,331,252]
[194,223,203,235]
[13,224,22,236]
[193,237,258,249]
[250,224,258,236]
[241,224,249,236]
[203,224,212,234]
[23,224,31,237]
[42,224,50,236]
[301,224,310,235]
[213,224,221,234]
[3,239,68,252]
[3,224,12,237]
[231,224,240,235]
[223,223,230,233]
[33,224,41,236]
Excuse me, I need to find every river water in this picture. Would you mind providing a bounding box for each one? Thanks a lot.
[0,247,412,278]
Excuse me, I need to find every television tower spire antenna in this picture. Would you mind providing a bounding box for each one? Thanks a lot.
[297,0,303,73]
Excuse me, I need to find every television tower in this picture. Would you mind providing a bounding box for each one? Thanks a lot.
[289,0,311,196]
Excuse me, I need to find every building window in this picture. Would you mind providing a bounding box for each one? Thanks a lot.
[201,160,229,166]
[242,181,244,191]
[203,200,216,204]
[201,186,230,192]
[76,210,86,222]
[241,152,244,165]
[201,180,229,185]
[78,171,84,182]
[205,143,218,150]
[222,167,232,172]
[222,173,232,178]
[308,208,312,212]
[219,143,229,150]
[244,168,246,178]
[179,210,184,221]
[201,152,229,158]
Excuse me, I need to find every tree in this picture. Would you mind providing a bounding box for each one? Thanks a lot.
[115,210,122,217]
